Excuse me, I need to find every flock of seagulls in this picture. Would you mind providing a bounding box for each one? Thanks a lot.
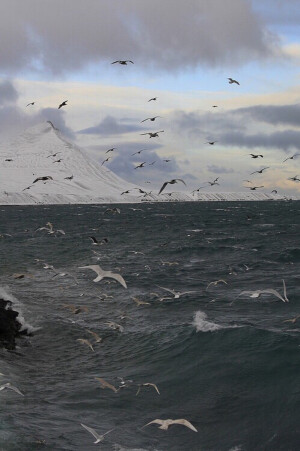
[22,63,299,199]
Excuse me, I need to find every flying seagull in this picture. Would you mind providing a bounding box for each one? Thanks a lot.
[47,152,61,158]
[283,153,300,162]
[136,383,160,396]
[86,330,102,343]
[237,280,288,303]
[58,100,68,109]
[141,116,162,123]
[250,167,269,175]
[95,377,118,393]
[33,176,53,184]
[156,286,195,299]
[247,186,264,190]
[143,418,197,432]
[288,175,300,182]
[134,162,146,169]
[0,383,24,396]
[205,141,218,145]
[158,179,186,195]
[140,131,164,138]
[104,207,120,214]
[111,60,134,65]
[105,147,116,154]
[80,423,114,444]
[228,78,240,85]
[89,236,108,245]
[248,154,263,158]
[64,175,74,180]
[101,157,111,166]
[104,321,124,332]
[26,102,35,107]
[79,265,127,288]
[148,97,157,102]
[131,149,147,156]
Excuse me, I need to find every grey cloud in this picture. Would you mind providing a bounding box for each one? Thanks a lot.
[78,116,145,136]
[207,165,235,174]
[233,104,300,127]
[0,0,278,75]
[221,129,300,151]
[0,80,19,105]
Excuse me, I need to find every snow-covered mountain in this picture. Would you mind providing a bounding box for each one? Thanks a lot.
[0,122,296,204]
[0,122,150,205]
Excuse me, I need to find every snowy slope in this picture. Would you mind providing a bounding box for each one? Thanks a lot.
[0,122,296,205]
[0,122,149,204]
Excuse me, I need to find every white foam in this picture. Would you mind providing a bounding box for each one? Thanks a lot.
[192,310,222,332]
[0,286,38,334]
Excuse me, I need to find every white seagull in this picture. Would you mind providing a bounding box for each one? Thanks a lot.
[237,280,288,303]
[143,418,197,432]
[156,286,196,299]
[0,383,24,396]
[80,423,114,444]
[79,265,127,288]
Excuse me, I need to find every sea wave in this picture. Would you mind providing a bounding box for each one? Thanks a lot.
[0,286,38,334]
[192,310,223,332]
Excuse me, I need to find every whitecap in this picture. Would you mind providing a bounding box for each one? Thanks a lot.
[192,311,222,332]
[0,286,38,334]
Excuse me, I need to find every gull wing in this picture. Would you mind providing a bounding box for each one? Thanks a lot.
[258,289,286,303]
[145,383,160,394]
[156,286,176,295]
[81,423,101,443]
[176,179,186,186]
[172,419,198,432]
[282,279,289,302]
[143,419,164,428]
[95,377,118,393]
[237,290,260,298]
[158,182,169,195]
[106,272,127,288]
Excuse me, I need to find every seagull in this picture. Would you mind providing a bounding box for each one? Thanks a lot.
[104,321,124,332]
[53,159,63,163]
[288,175,300,182]
[156,286,196,299]
[58,100,68,109]
[79,265,127,288]
[134,162,146,169]
[47,152,61,158]
[163,159,171,162]
[148,161,156,165]
[111,60,134,65]
[0,383,24,396]
[283,315,300,324]
[101,157,111,166]
[158,179,186,195]
[205,141,218,145]
[237,280,288,303]
[33,176,53,183]
[248,154,263,158]
[80,423,114,444]
[250,167,269,175]
[104,207,121,214]
[77,338,94,351]
[86,330,102,343]
[26,102,35,107]
[132,297,150,306]
[247,186,264,190]
[212,105,218,108]
[206,177,220,186]
[36,222,65,235]
[283,153,300,162]
[206,280,227,289]
[63,304,88,314]
[136,383,160,396]
[64,175,74,180]
[89,236,108,245]
[228,78,240,85]
[140,131,164,138]
[191,187,206,194]
[95,377,118,392]
[143,418,197,432]
[131,149,147,156]
[148,97,158,102]
[141,116,161,123]
[271,190,278,194]
[105,147,116,154]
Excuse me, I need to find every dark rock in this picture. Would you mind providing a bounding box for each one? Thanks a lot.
[0,298,30,350]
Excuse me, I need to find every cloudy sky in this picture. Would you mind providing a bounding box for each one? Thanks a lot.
[1,0,300,195]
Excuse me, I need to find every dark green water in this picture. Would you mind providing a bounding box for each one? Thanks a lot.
[0,201,299,450]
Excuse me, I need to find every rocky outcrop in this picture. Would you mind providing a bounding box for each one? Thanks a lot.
[0,299,29,350]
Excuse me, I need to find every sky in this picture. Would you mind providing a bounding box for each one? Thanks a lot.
[1,0,300,196]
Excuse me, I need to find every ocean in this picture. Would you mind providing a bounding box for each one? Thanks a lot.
[0,201,299,451]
